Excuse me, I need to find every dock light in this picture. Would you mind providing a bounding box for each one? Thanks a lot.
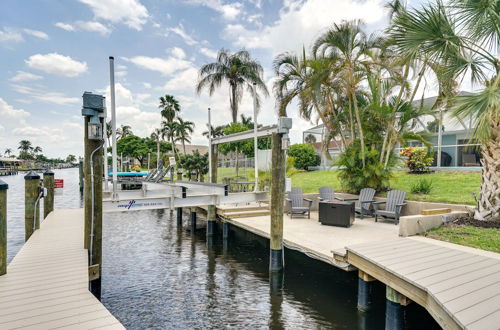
[81,92,105,141]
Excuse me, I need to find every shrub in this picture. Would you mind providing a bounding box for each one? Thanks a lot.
[131,164,141,172]
[411,178,433,194]
[288,144,320,170]
[399,147,433,173]
[178,150,208,181]
[336,141,394,193]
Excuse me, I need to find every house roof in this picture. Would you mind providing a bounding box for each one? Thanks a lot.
[176,144,208,155]
[0,157,23,162]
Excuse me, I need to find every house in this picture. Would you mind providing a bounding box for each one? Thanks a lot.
[302,92,481,168]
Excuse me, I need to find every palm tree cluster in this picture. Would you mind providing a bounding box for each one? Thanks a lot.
[154,94,195,157]
[17,140,43,160]
[273,0,498,220]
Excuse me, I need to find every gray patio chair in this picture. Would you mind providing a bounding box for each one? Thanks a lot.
[335,188,376,219]
[286,187,313,219]
[318,187,335,202]
[373,189,407,225]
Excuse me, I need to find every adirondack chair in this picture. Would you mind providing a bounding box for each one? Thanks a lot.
[318,187,335,202]
[373,190,407,224]
[286,187,313,218]
[336,188,376,219]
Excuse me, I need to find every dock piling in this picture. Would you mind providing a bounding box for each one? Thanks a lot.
[357,270,375,312]
[176,207,183,225]
[24,171,40,241]
[43,170,54,218]
[190,210,197,233]
[79,158,84,192]
[0,180,7,276]
[385,286,408,330]
[207,206,216,237]
[269,132,285,272]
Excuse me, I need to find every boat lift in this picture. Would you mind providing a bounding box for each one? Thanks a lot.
[103,60,285,213]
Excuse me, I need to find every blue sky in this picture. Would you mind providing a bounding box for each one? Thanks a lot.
[0,0,404,158]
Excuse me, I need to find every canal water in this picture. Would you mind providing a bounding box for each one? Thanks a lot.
[2,168,440,329]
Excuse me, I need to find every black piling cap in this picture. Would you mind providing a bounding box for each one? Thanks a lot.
[109,56,114,60]
[24,171,40,180]
[43,170,55,176]
[0,179,8,190]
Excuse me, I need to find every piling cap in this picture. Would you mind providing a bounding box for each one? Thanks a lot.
[24,171,40,180]
[0,179,8,190]
[43,170,54,176]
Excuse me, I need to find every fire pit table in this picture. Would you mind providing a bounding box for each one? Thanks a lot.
[318,200,355,227]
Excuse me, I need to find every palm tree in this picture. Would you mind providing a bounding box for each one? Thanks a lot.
[390,0,499,220]
[175,117,194,154]
[161,121,178,158]
[196,48,269,123]
[33,146,42,155]
[312,20,370,167]
[150,128,162,169]
[18,140,33,153]
[159,95,180,123]
[4,148,12,157]
[203,124,225,139]
[117,125,133,139]
[158,95,181,152]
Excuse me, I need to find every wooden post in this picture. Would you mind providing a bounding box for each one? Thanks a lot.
[207,145,217,238]
[386,286,409,330]
[190,210,197,233]
[24,171,40,242]
[176,207,183,225]
[83,113,104,300]
[0,179,7,276]
[357,270,375,312]
[43,170,54,218]
[270,133,285,272]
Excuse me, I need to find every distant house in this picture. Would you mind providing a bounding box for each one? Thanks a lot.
[175,144,208,155]
[302,92,481,168]
[302,124,347,166]
[0,157,23,168]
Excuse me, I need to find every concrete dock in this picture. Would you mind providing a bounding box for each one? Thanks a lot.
[0,209,123,330]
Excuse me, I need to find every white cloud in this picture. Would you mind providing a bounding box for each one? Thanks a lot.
[78,0,149,30]
[167,24,198,46]
[0,97,30,121]
[23,28,49,40]
[11,84,79,105]
[171,47,186,59]
[115,70,127,77]
[100,83,161,136]
[9,71,43,82]
[0,28,23,42]
[142,82,152,89]
[122,55,192,76]
[186,0,243,20]
[74,21,111,35]
[55,21,111,35]
[55,22,75,31]
[162,67,199,91]
[199,47,218,58]
[25,53,88,77]
[224,0,387,55]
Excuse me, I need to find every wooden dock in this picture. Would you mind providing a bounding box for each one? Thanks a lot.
[221,209,500,329]
[346,238,500,330]
[0,209,124,330]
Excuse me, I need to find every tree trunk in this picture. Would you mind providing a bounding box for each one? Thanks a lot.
[475,135,500,221]
[230,84,238,123]
[182,141,186,154]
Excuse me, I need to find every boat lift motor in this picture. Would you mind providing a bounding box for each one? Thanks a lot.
[82,92,105,140]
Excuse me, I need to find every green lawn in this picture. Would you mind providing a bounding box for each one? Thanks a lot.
[288,170,480,205]
[425,225,500,253]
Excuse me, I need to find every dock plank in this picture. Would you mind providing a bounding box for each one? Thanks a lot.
[346,238,500,329]
[0,209,124,330]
